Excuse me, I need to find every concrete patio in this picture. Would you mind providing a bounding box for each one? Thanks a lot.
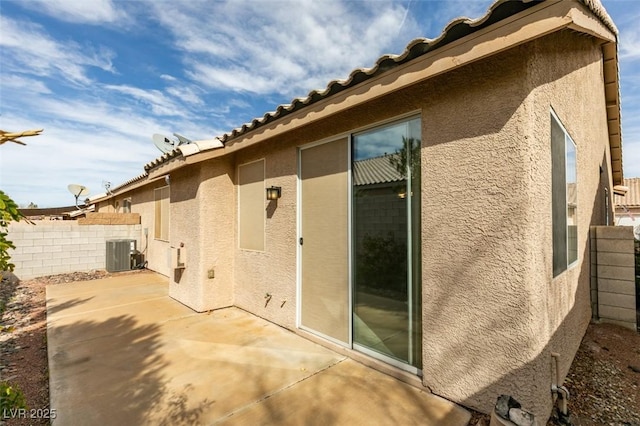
[46,271,471,425]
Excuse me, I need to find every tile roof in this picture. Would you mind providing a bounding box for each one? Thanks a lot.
[353,155,404,186]
[137,0,621,184]
[614,178,640,207]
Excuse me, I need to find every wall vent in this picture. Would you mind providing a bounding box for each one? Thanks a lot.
[106,239,136,272]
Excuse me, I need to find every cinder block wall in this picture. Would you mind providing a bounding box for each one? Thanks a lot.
[591,226,637,331]
[7,221,141,280]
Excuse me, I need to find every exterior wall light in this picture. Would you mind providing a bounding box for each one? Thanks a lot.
[266,186,281,200]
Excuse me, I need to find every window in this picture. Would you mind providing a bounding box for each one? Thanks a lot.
[122,198,132,213]
[154,186,169,241]
[238,160,265,250]
[551,111,577,277]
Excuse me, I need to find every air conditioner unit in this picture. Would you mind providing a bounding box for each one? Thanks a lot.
[106,239,136,272]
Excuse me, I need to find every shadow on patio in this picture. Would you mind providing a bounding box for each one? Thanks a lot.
[46,271,470,425]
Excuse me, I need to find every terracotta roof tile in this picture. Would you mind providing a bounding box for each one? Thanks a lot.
[615,178,640,207]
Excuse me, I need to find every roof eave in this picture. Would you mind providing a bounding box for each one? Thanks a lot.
[141,0,622,185]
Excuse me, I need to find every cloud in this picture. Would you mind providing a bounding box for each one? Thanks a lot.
[166,86,204,107]
[14,0,128,25]
[0,75,52,95]
[0,15,116,86]
[620,28,640,61]
[150,0,416,97]
[103,84,186,117]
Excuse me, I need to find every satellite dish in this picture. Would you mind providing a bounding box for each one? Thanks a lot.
[173,133,192,145]
[68,184,90,210]
[152,133,195,153]
[153,134,179,154]
[634,224,640,241]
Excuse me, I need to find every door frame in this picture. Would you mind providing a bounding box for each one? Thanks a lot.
[296,111,423,374]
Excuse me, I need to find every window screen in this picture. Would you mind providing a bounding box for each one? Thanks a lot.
[238,160,265,251]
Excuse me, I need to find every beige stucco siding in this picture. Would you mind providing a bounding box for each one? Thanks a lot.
[229,92,424,329]
[420,41,537,414]
[531,29,612,413]
[167,157,237,312]
[420,31,612,418]
[232,142,299,329]
[96,22,614,421]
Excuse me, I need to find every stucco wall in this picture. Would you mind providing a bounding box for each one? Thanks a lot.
[167,157,236,312]
[92,27,613,421]
[419,40,536,414]
[419,30,611,418]
[530,30,612,417]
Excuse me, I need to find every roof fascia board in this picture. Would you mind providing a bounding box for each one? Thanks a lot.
[601,40,623,185]
[98,173,171,202]
[147,156,186,180]
[568,4,621,183]
[567,3,616,42]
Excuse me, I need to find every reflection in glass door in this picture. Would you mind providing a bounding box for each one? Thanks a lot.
[352,117,421,370]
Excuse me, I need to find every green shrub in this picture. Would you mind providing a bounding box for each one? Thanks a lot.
[0,380,27,411]
[0,190,27,272]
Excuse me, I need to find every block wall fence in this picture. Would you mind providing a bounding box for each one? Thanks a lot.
[7,220,141,280]
[590,226,638,331]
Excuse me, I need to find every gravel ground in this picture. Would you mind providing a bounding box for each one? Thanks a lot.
[1,271,639,425]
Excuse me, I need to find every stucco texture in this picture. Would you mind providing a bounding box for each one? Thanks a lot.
[168,157,236,312]
[97,24,614,422]
[419,31,612,418]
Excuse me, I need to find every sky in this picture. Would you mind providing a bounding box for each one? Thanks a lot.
[0,0,638,207]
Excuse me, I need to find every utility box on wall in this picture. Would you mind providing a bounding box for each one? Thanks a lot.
[106,239,136,272]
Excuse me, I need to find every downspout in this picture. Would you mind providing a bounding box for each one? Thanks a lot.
[551,352,571,423]
[604,187,610,226]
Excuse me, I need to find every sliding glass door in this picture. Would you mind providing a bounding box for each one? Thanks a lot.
[352,117,422,369]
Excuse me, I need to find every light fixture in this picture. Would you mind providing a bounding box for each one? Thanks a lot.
[266,186,281,200]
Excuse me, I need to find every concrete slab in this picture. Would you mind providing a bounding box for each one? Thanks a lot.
[47,271,471,425]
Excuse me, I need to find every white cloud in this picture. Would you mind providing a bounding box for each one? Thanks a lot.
[0,16,116,86]
[620,28,640,61]
[103,85,185,117]
[15,0,128,25]
[166,86,204,107]
[150,0,415,97]
[0,75,51,95]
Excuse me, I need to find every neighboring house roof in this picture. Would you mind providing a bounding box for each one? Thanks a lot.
[614,178,640,207]
[124,0,620,192]
[353,155,403,186]
[19,205,77,216]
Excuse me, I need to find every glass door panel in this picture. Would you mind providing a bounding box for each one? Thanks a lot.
[352,118,421,368]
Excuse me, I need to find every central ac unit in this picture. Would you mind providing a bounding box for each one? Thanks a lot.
[106,239,136,272]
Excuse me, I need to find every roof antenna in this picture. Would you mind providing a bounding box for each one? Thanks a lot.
[103,181,113,195]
